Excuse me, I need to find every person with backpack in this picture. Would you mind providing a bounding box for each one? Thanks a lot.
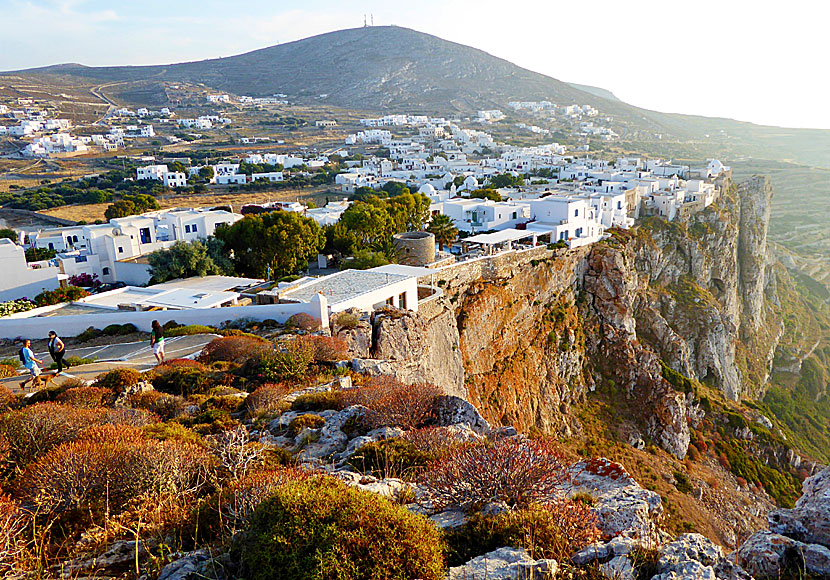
[151,320,165,365]
[19,339,45,391]
[47,331,70,374]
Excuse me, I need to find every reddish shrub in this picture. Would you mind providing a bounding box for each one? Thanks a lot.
[402,426,466,457]
[56,386,115,408]
[0,493,27,574]
[93,368,143,391]
[303,335,349,362]
[718,453,730,470]
[17,424,214,518]
[736,476,748,488]
[420,437,570,512]
[198,336,270,364]
[0,365,17,379]
[104,407,159,427]
[246,383,290,416]
[342,377,441,430]
[158,358,207,370]
[285,312,321,332]
[583,457,629,481]
[0,385,16,409]
[129,389,164,410]
[0,403,105,468]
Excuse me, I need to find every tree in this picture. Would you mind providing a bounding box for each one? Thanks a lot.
[488,173,524,188]
[104,200,137,220]
[339,201,394,248]
[469,188,502,202]
[216,211,324,279]
[386,193,431,232]
[168,161,187,173]
[381,181,410,197]
[0,228,16,241]
[427,214,459,251]
[198,165,215,180]
[147,238,232,284]
[341,249,390,270]
[25,247,58,262]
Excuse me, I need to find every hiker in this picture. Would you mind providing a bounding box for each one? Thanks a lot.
[47,330,71,375]
[19,339,45,391]
[151,320,165,365]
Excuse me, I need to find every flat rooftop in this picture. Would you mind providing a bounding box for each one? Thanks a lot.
[278,269,409,304]
[150,275,264,293]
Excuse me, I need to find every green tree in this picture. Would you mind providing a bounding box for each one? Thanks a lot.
[339,200,394,248]
[147,238,232,284]
[198,165,215,180]
[427,214,459,251]
[105,200,137,220]
[168,161,187,173]
[0,228,17,241]
[341,249,391,270]
[381,181,410,197]
[469,188,502,202]
[386,192,431,232]
[216,212,324,278]
[488,173,524,188]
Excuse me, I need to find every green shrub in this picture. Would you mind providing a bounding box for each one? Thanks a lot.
[348,438,434,480]
[94,368,143,391]
[290,391,343,412]
[76,326,104,342]
[673,471,693,494]
[151,367,216,397]
[333,312,359,330]
[102,323,138,336]
[236,476,445,580]
[165,324,219,337]
[0,358,21,370]
[34,285,90,306]
[142,422,204,445]
[256,339,315,382]
[287,414,325,437]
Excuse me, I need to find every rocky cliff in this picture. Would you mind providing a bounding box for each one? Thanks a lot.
[370,177,784,461]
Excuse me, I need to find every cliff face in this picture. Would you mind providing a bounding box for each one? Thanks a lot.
[371,177,780,458]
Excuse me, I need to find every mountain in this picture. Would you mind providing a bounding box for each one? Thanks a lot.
[567,82,621,102]
[10,26,618,113]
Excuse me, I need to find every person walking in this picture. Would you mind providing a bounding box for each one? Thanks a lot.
[47,330,70,375]
[19,339,45,391]
[151,320,165,365]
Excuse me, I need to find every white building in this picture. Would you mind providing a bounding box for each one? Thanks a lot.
[163,172,187,188]
[0,239,61,301]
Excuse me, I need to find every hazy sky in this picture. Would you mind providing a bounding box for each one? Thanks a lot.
[2,0,827,129]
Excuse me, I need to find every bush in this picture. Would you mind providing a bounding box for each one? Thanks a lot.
[333,311,359,330]
[247,383,290,416]
[287,414,325,437]
[236,476,445,580]
[0,365,18,379]
[284,312,321,332]
[158,358,207,371]
[102,323,138,336]
[76,326,103,342]
[0,493,27,574]
[290,391,343,412]
[0,358,20,369]
[194,468,307,543]
[342,378,441,430]
[257,339,315,382]
[148,393,187,420]
[420,437,570,512]
[94,368,142,391]
[198,336,270,364]
[0,299,35,317]
[401,426,464,458]
[165,324,219,337]
[143,422,204,445]
[0,385,16,410]
[34,285,90,306]
[304,335,348,362]
[348,438,435,480]
[16,424,214,519]
[56,386,115,408]
[0,403,104,468]
[151,366,216,397]
[445,501,601,566]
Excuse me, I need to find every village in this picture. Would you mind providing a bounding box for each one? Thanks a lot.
[0,98,731,338]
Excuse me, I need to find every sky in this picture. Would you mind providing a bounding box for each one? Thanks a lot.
[1,0,828,129]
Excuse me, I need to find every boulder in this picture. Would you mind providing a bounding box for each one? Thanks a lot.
[433,395,490,434]
[429,509,469,530]
[331,308,372,358]
[768,465,830,546]
[157,550,226,580]
[737,530,830,578]
[658,534,724,570]
[115,381,154,406]
[600,555,635,580]
[652,560,716,580]
[447,547,556,580]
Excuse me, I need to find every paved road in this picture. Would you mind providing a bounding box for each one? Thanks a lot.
[2,334,219,395]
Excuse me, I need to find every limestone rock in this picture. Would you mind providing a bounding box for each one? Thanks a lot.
[658,533,724,570]
[331,308,372,358]
[600,555,635,580]
[433,395,490,434]
[768,465,830,546]
[447,547,556,580]
[429,509,469,530]
[736,530,830,578]
[652,559,716,580]
[157,550,226,580]
[115,381,154,406]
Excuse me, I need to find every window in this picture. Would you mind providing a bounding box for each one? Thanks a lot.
[191,224,197,233]
[48,242,54,250]
[185,225,191,233]
[617,201,622,209]
[72,235,78,243]
[574,209,579,217]
[102,267,110,275]
[118,246,123,253]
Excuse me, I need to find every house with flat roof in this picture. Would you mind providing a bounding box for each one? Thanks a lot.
[0,239,62,301]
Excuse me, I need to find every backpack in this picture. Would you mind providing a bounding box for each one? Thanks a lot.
[18,347,26,363]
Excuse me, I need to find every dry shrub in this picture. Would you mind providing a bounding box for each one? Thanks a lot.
[402,426,464,457]
[104,407,159,426]
[93,368,143,391]
[342,377,441,430]
[150,393,187,420]
[210,425,264,480]
[194,467,307,542]
[303,335,349,363]
[246,383,290,416]
[0,365,17,379]
[198,336,269,365]
[56,386,115,408]
[0,493,27,574]
[257,339,315,382]
[420,437,570,512]
[158,358,207,370]
[0,403,105,468]
[446,500,601,566]
[285,312,321,332]
[128,389,164,410]
[0,385,16,409]
[16,424,214,519]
